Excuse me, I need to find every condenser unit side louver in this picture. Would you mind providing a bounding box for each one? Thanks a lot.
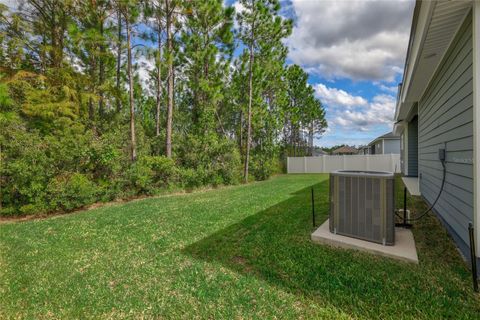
[329,170,395,245]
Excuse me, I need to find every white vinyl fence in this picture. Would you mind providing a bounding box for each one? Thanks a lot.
[287,154,401,174]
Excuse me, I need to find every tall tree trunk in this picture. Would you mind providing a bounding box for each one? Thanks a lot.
[165,0,174,158]
[239,110,243,151]
[308,122,314,156]
[156,20,163,137]
[116,10,122,113]
[88,97,96,131]
[290,123,295,157]
[40,36,46,75]
[99,19,105,117]
[125,14,137,162]
[89,56,97,132]
[293,126,297,157]
[243,22,254,183]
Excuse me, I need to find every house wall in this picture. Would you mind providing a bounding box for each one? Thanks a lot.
[401,126,408,174]
[408,116,419,176]
[473,0,480,260]
[418,12,473,252]
[370,141,383,154]
[383,139,400,154]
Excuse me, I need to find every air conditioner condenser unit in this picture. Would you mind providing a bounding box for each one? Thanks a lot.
[329,170,395,245]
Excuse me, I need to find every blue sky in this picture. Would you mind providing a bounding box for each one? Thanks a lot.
[229,0,415,147]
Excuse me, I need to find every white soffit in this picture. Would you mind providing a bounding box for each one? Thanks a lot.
[399,0,472,119]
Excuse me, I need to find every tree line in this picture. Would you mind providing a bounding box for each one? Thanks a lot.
[0,0,327,215]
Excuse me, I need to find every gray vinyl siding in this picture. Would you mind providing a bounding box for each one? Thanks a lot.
[408,116,419,176]
[418,12,473,249]
[383,139,400,154]
[401,132,406,173]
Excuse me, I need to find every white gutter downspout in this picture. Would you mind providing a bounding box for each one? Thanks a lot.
[473,0,480,257]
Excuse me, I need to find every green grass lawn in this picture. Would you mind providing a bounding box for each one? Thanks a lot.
[1,174,479,319]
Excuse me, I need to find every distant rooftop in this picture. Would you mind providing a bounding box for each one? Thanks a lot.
[332,146,358,155]
[368,132,400,146]
[377,132,400,139]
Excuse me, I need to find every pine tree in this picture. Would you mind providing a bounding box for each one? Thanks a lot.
[180,0,233,135]
[115,7,123,113]
[143,0,166,138]
[118,0,140,161]
[23,0,74,71]
[164,0,177,158]
[306,98,327,156]
[0,0,328,214]
[69,0,113,129]
[237,0,291,182]
[283,65,327,157]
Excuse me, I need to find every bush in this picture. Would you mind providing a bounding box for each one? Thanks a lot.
[177,134,241,187]
[251,156,276,181]
[178,167,202,189]
[46,173,98,211]
[19,203,45,215]
[123,161,154,195]
[214,146,241,185]
[1,123,53,212]
[87,132,124,180]
[0,207,18,216]
[96,179,124,202]
[141,155,178,187]
[122,156,179,196]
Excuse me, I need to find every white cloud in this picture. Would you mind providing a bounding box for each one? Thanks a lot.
[233,0,246,13]
[315,83,395,132]
[378,84,399,94]
[287,0,415,82]
[136,56,155,96]
[315,83,367,108]
[331,94,395,131]
[231,0,248,29]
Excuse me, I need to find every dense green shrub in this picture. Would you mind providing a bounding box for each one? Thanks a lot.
[123,160,154,195]
[1,120,53,212]
[251,155,278,181]
[122,156,179,195]
[177,134,241,187]
[178,167,203,189]
[141,155,178,187]
[214,147,242,185]
[0,83,13,110]
[46,173,98,211]
[0,73,275,216]
[0,112,245,215]
[87,131,124,180]
[0,0,329,217]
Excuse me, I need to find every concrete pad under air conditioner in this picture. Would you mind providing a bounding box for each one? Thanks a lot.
[311,219,418,264]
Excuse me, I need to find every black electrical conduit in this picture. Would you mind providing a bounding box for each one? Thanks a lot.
[395,158,446,223]
[394,155,480,292]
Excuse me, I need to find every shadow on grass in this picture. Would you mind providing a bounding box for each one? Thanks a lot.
[183,179,480,318]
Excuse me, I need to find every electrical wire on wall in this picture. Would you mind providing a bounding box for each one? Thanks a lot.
[407,159,445,221]
[406,148,447,222]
